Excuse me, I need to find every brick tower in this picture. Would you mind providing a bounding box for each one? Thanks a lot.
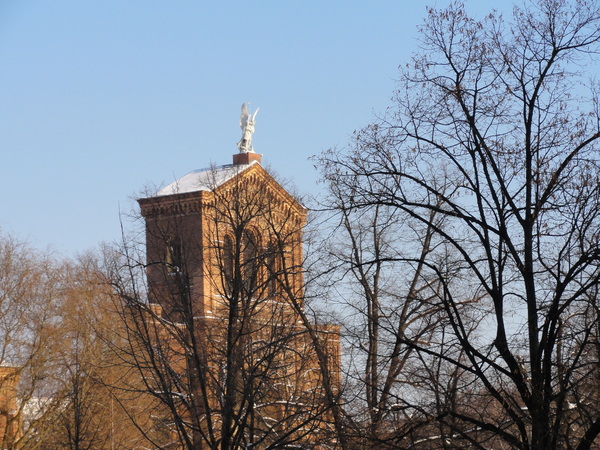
[136,148,340,448]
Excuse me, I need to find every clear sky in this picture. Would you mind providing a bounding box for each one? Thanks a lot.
[0,1,498,255]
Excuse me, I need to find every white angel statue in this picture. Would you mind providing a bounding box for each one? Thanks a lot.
[237,103,259,153]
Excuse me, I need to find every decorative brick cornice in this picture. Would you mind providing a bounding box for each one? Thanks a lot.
[138,191,206,217]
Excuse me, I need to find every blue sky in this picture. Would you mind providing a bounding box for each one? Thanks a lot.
[0,1,497,255]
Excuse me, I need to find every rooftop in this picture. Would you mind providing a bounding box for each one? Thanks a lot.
[156,160,258,197]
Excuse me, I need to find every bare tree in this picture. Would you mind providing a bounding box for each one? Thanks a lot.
[0,232,70,448]
[0,231,156,449]
[317,1,600,448]
[316,166,482,448]
[36,254,152,450]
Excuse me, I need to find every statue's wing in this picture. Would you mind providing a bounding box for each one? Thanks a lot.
[240,103,249,128]
[250,107,260,122]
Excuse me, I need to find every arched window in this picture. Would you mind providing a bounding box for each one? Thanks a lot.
[241,229,260,294]
[222,234,235,295]
[266,241,282,298]
[165,237,182,274]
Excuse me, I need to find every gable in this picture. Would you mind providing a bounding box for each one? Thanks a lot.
[214,163,306,219]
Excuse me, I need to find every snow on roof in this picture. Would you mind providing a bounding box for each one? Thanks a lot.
[156,161,258,197]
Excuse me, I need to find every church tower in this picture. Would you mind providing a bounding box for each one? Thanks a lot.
[138,149,307,322]
[135,105,339,448]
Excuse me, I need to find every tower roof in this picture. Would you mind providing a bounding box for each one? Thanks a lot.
[156,160,259,197]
